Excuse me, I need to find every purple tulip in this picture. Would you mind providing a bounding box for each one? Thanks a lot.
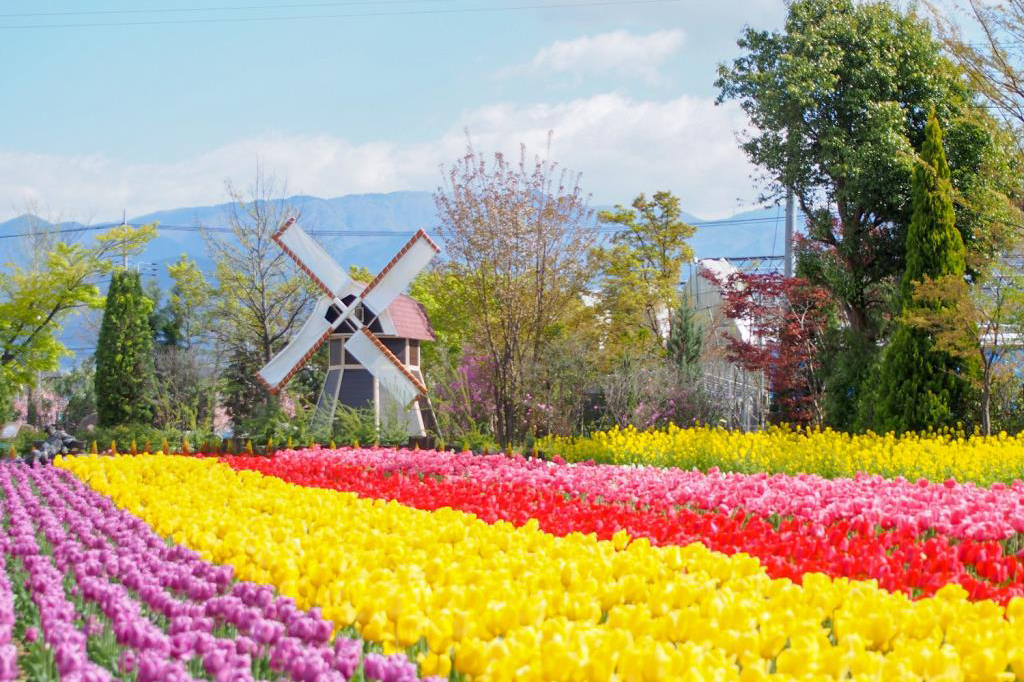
[119,649,138,674]
[0,644,18,680]
[2,465,439,682]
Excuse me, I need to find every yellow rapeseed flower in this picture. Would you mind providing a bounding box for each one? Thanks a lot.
[540,425,1024,485]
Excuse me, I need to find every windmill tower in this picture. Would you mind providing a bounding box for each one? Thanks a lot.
[256,218,439,437]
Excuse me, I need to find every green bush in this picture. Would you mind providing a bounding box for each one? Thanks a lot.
[1,427,47,458]
[449,428,499,454]
[238,400,311,446]
[324,405,409,448]
[80,424,219,453]
[84,424,176,453]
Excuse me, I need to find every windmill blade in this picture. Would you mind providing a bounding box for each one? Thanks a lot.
[257,296,334,393]
[345,327,427,408]
[273,218,353,297]
[360,229,440,316]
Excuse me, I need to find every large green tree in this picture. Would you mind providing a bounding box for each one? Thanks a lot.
[590,191,696,363]
[872,112,974,433]
[716,0,1016,426]
[95,269,158,427]
[0,223,155,415]
[146,255,220,432]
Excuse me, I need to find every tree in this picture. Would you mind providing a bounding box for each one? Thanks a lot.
[718,0,1006,336]
[165,254,212,350]
[435,141,592,447]
[221,346,267,427]
[135,255,221,432]
[95,270,158,427]
[707,271,833,426]
[716,0,1017,426]
[203,167,316,426]
[48,359,96,433]
[873,112,975,434]
[408,264,474,372]
[600,357,721,430]
[0,223,155,414]
[905,265,1024,435]
[933,0,1024,156]
[666,295,703,376]
[591,192,696,354]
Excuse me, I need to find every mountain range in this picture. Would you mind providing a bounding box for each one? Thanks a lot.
[1,190,799,274]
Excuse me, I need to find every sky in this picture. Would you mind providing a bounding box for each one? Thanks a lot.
[0,0,790,222]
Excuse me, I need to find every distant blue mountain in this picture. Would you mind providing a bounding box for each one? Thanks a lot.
[128,191,441,273]
[1,191,800,272]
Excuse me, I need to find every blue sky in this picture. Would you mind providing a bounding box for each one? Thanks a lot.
[0,0,788,221]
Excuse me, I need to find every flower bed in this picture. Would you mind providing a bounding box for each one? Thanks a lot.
[1,464,441,682]
[220,446,1024,540]
[221,448,1024,604]
[538,424,1024,486]
[59,454,1024,681]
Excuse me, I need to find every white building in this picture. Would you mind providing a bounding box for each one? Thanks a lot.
[681,258,768,431]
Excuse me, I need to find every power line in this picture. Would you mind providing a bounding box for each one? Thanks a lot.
[0,215,786,241]
[0,0,456,18]
[0,0,682,30]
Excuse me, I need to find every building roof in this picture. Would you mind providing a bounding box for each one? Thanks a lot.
[387,293,436,341]
[342,279,435,341]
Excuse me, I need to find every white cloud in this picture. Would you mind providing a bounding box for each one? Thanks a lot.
[516,29,685,83]
[0,93,756,223]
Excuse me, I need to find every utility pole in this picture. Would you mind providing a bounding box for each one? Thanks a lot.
[784,190,795,278]
[121,209,128,268]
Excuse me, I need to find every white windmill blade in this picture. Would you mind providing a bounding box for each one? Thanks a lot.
[345,327,427,408]
[273,217,353,297]
[360,229,440,316]
[257,295,334,393]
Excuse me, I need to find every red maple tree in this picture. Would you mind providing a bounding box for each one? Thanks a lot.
[701,269,833,426]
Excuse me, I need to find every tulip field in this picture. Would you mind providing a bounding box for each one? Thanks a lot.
[0,432,1023,681]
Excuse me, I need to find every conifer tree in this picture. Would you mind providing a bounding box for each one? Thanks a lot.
[95,270,157,426]
[873,112,974,433]
[666,296,702,376]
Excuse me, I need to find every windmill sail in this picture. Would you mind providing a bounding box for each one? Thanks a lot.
[257,295,334,393]
[361,230,440,317]
[344,328,426,408]
[274,218,353,297]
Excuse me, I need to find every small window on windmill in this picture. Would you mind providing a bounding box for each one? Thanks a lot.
[324,304,342,324]
[409,340,420,366]
[329,338,343,366]
[359,301,384,334]
[337,295,359,333]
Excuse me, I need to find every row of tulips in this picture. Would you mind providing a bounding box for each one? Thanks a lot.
[217,446,1024,541]
[1,464,442,682]
[538,424,1024,486]
[0,546,16,681]
[221,450,1024,604]
[59,454,1024,682]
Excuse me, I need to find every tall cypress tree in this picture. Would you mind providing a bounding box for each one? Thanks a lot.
[872,112,973,433]
[95,270,157,426]
[667,296,702,376]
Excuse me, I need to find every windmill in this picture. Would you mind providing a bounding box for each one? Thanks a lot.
[256,218,440,435]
